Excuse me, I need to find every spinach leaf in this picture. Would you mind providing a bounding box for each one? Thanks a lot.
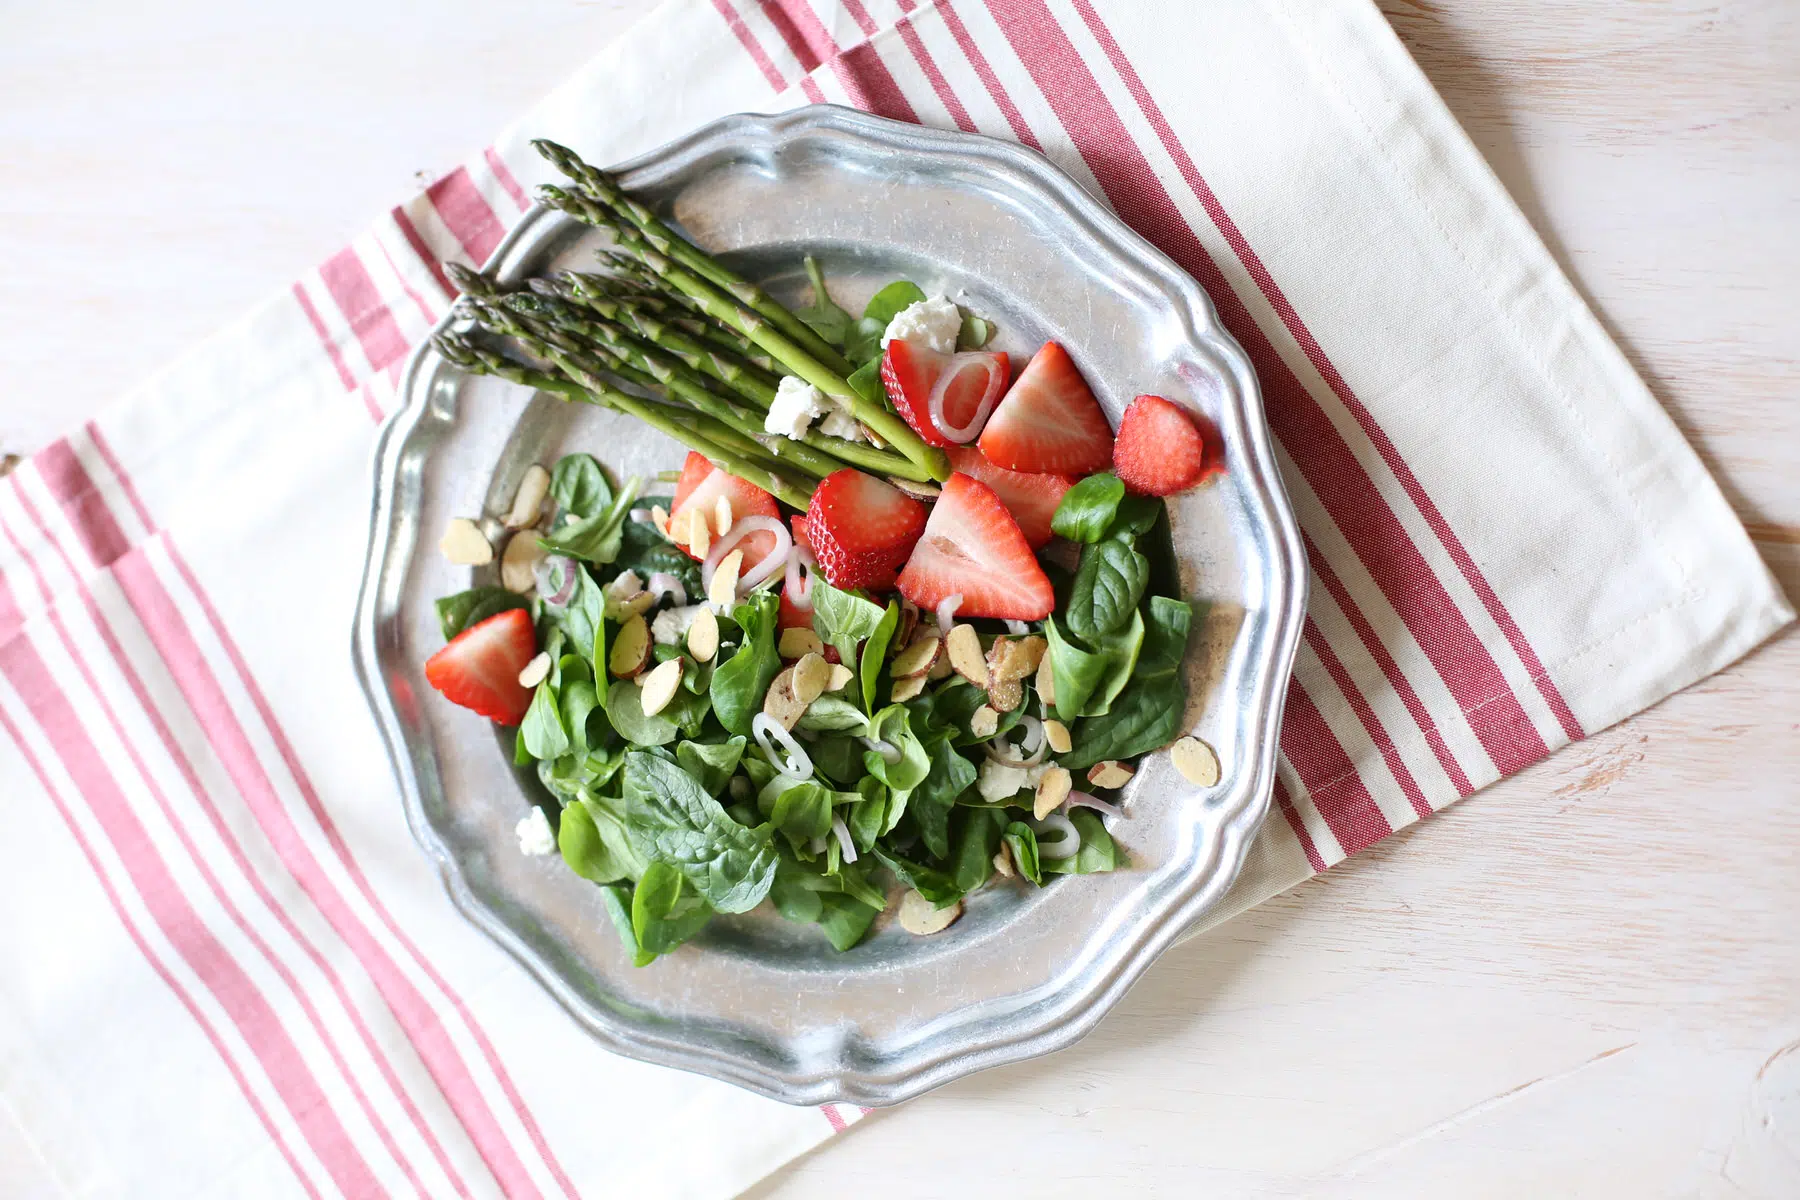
[1042,809,1119,875]
[948,807,1006,893]
[1044,616,1109,721]
[769,780,835,844]
[1065,538,1149,642]
[935,677,1024,747]
[1086,609,1146,718]
[540,476,641,564]
[1105,493,1163,542]
[520,683,569,762]
[909,736,977,859]
[1003,821,1043,885]
[1062,673,1184,771]
[598,884,647,965]
[810,578,887,668]
[622,752,777,914]
[846,357,886,406]
[630,861,713,962]
[862,705,931,832]
[558,797,647,884]
[847,777,890,852]
[1141,595,1195,671]
[1051,473,1126,544]
[859,600,901,713]
[797,695,869,735]
[612,518,700,593]
[957,311,994,350]
[435,587,529,641]
[710,590,782,736]
[872,846,962,907]
[810,735,866,785]
[536,749,626,806]
[769,849,885,950]
[545,565,605,680]
[549,453,612,518]
[677,736,746,797]
[815,894,881,951]
[794,255,853,346]
[604,678,682,746]
[865,280,928,326]
[559,679,602,756]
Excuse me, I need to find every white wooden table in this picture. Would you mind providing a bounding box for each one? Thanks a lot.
[4,2,1795,1195]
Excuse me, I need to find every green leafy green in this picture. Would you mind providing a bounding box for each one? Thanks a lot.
[810,734,866,785]
[1065,537,1149,642]
[558,678,602,756]
[435,587,529,641]
[544,564,605,679]
[814,894,881,951]
[604,678,682,747]
[1051,473,1127,543]
[861,705,931,834]
[598,884,647,965]
[1086,610,1146,717]
[1003,821,1043,885]
[872,845,962,907]
[549,453,612,519]
[1105,493,1163,542]
[909,735,977,859]
[797,695,869,735]
[1041,809,1118,875]
[709,591,782,736]
[1062,597,1192,771]
[794,255,853,346]
[677,737,746,797]
[630,861,713,961]
[859,600,901,713]
[558,797,647,884]
[846,280,928,364]
[847,357,886,406]
[1045,616,1109,721]
[948,807,1006,893]
[768,780,835,844]
[520,682,570,761]
[810,579,888,668]
[957,312,994,350]
[847,776,890,852]
[540,475,641,564]
[622,752,778,913]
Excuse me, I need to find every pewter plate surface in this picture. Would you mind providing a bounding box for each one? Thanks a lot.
[353,106,1306,1106]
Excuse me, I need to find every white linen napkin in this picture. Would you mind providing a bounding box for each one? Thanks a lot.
[0,0,1788,1196]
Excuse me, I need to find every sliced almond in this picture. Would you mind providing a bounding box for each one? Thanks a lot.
[714,494,733,537]
[707,548,742,609]
[945,624,988,687]
[1033,766,1072,820]
[504,464,551,530]
[1043,719,1073,755]
[638,658,684,717]
[516,652,552,690]
[439,518,493,566]
[1172,736,1221,787]
[896,597,920,650]
[688,510,712,558]
[686,606,720,663]
[988,634,1046,685]
[761,666,808,731]
[992,843,1015,879]
[986,677,1023,715]
[890,478,942,502]
[651,505,671,538]
[891,674,927,703]
[608,614,651,678]
[500,530,545,593]
[928,649,954,680]
[897,890,961,936]
[969,704,1000,740]
[791,652,832,706]
[1034,651,1057,708]
[825,663,856,692]
[890,633,941,679]
[779,627,825,660]
[1087,760,1135,790]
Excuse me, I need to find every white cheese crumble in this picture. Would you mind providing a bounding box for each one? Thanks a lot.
[817,409,866,443]
[652,603,706,645]
[977,758,1057,804]
[602,569,647,621]
[882,294,962,355]
[764,375,867,443]
[515,808,556,856]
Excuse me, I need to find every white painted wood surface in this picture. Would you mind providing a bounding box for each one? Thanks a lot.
[2,2,1795,1196]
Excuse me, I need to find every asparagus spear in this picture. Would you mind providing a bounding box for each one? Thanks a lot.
[588,256,782,373]
[532,138,854,375]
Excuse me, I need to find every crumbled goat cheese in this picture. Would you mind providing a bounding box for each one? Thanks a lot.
[515,808,556,856]
[602,569,646,620]
[652,603,706,645]
[882,294,962,354]
[977,757,1056,804]
[817,409,867,443]
[764,375,865,443]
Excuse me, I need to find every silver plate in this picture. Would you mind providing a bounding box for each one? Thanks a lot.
[352,106,1306,1107]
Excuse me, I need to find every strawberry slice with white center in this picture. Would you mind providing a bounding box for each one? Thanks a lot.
[977,341,1115,475]
[897,473,1055,620]
[424,607,538,726]
[881,342,1010,447]
[944,446,1075,550]
[668,450,782,569]
[1113,394,1208,496]
[805,469,928,591]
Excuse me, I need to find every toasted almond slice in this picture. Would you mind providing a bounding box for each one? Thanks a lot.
[991,844,1015,879]
[897,890,961,935]
[791,652,832,706]
[1172,736,1221,787]
[969,704,1000,740]
[896,597,920,650]
[500,530,545,593]
[504,464,551,530]
[762,666,808,731]
[707,548,742,609]
[686,606,720,663]
[690,511,713,558]
[825,663,856,692]
[779,627,825,660]
[987,634,1046,685]
[928,650,954,680]
[890,633,941,679]
[714,494,733,537]
[1035,651,1057,708]
[1033,766,1072,820]
[1043,719,1073,755]
[1087,760,1135,790]
[517,652,552,690]
[891,674,927,703]
[986,677,1023,715]
[650,505,671,538]
[638,658,684,717]
[608,614,651,678]
[890,478,943,502]
[945,624,988,687]
[439,518,493,566]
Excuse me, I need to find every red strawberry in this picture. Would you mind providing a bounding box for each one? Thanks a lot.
[424,607,538,726]
[779,516,817,631]
[897,473,1055,620]
[1113,394,1207,496]
[978,342,1114,475]
[944,446,1075,550]
[668,450,782,569]
[881,342,1010,447]
[805,469,927,590]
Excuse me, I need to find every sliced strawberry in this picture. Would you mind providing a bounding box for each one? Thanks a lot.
[668,450,782,569]
[882,342,1011,447]
[978,342,1114,475]
[1114,394,1207,496]
[424,607,538,726]
[897,473,1055,620]
[779,516,817,631]
[943,446,1075,550]
[805,469,927,591]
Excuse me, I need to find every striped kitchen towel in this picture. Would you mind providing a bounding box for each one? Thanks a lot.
[0,1,1789,1197]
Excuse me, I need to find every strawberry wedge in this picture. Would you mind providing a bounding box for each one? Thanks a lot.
[805,469,928,591]
[897,473,1055,620]
[978,342,1114,475]
[944,446,1075,550]
[669,451,782,568]
[881,342,1010,447]
[1114,394,1207,496]
[425,607,538,726]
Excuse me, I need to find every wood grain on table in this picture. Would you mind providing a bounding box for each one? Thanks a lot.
[2,1,1795,1196]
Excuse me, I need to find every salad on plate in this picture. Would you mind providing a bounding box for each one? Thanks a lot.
[422,140,1223,965]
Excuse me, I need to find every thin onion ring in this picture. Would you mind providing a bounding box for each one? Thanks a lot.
[752,713,814,780]
[926,352,1007,443]
[831,816,858,864]
[535,555,578,606]
[784,539,818,612]
[935,594,963,634]
[645,571,687,607]
[985,716,1045,768]
[860,737,902,765]
[1031,812,1080,860]
[702,516,792,600]
[1064,791,1124,819]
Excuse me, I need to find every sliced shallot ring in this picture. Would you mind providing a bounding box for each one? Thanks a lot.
[860,737,902,765]
[1004,619,1030,635]
[645,571,688,607]
[702,516,792,599]
[1031,812,1080,860]
[628,507,651,524]
[926,352,1007,443]
[535,555,578,607]
[752,712,814,780]
[985,715,1045,767]
[784,541,818,612]
[935,594,963,634]
[831,816,858,864]
[1064,790,1124,819]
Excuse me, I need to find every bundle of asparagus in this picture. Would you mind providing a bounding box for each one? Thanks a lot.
[433,140,953,501]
